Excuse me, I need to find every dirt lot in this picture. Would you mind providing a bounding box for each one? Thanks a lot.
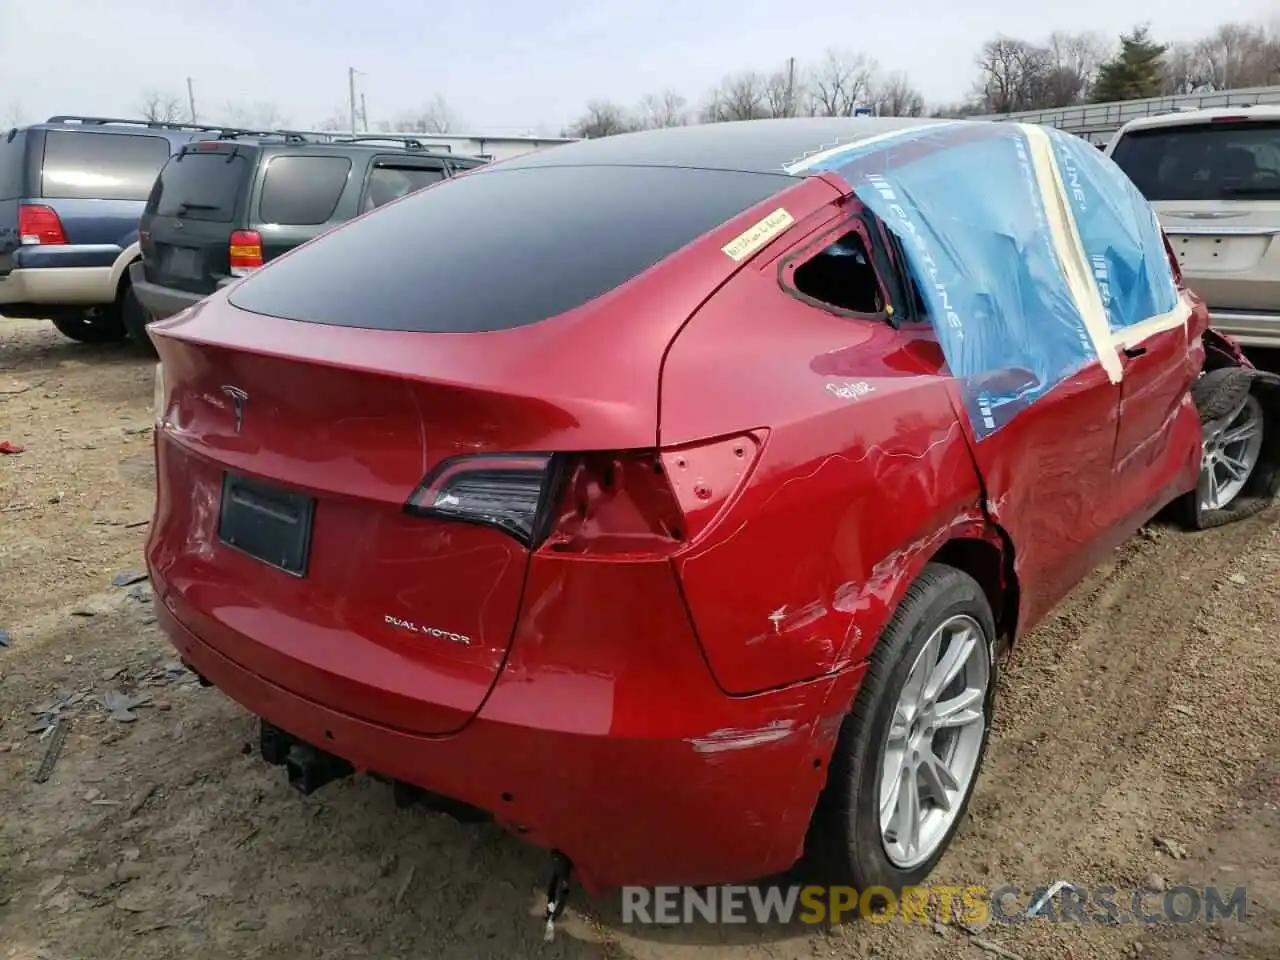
[2,316,1279,960]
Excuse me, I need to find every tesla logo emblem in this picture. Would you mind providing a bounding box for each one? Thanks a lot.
[220,385,248,433]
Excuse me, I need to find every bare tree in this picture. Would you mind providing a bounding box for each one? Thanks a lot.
[5,100,23,128]
[763,66,805,118]
[930,101,984,118]
[392,94,464,134]
[137,89,186,123]
[702,71,772,122]
[221,100,289,131]
[870,72,925,117]
[564,100,635,138]
[1043,31,1111,105]
[1162,42,1213,94]
[973,37,1057,113]
[636,90,689,128]
[806,48,878,117]
[1192,23,1280,89]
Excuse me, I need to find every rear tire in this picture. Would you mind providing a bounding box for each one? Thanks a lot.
[1177,368,1280,530]
[49,308,127,344]
[807,563,996,899]
[120,283,156,356]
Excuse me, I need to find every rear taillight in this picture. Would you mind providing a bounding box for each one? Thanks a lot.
[18,204,67,245]
[229,229,263,277]
[403,434,764,554]
[405,454,557,546]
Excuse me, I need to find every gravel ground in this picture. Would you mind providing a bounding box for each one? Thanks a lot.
[2,317,1278,960]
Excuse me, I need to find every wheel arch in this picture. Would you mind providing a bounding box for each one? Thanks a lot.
[109,242,142,301]
[929,531,1019,656]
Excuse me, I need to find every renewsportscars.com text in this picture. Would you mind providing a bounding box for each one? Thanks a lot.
[621,884,1248,925]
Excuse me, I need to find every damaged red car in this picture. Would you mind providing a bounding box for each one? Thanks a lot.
[145,117,1279,920]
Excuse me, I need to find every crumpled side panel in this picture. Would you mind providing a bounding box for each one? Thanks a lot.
[1043,127,1180,334]
[785,122,1181,440]
[788,123,1100,439]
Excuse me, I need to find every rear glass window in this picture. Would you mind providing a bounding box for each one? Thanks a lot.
[1112,121,1280,201]
[229,164,792,332]
[151,149,251,222]
[0,129,26,200]
[41,130,171,201]
[259,155,352,225]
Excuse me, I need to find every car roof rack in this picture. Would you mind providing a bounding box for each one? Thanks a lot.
[211,129,315,144]
[45,115,264,135]
[330,135,429,150]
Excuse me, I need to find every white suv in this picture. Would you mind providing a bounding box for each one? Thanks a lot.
[1106,105,1280,348]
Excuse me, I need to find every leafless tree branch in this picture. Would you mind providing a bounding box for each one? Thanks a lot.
[221,100,289,131]
[806,48,878,117]
[391,94,464,134]
[136,89,186,124]
[636,90,689,128]
[564,100,636,138]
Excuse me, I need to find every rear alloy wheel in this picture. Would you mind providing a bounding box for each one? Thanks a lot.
[49,307,127,344]
[807,564,996,897]
[879,613,990,869]
[1178,367,1279,530]
[1200,393,1264,512]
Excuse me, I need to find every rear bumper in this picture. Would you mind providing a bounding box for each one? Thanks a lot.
[130,261,220,320]
[152,578,864,893]
[1208,310,1280,349]
[0,265,114,308]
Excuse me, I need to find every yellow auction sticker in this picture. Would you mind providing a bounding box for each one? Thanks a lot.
[721,208,795,262]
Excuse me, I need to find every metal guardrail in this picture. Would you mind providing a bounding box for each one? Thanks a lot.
[982,86,1280,144]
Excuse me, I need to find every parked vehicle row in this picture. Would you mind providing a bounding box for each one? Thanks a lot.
[0,115,485,347]
[140,115,1279,933]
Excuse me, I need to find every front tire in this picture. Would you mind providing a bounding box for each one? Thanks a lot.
[808,563,996,895]
[49,307,127,344]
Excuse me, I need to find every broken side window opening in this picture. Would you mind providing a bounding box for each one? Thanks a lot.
[790,230,886,316]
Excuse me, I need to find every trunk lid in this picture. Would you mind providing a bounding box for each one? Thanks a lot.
[1155,200,1280,312]
[141,143,257,295]
[147,297,672,736]
[151,332,542,736]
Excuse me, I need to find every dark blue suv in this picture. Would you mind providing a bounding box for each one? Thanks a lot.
[0,116,254,344]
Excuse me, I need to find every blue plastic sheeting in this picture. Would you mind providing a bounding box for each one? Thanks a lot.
[1043,127,1180,333]
[786,122,1179,439]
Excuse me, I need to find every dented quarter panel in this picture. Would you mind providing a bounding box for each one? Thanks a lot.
[660,226,998,695]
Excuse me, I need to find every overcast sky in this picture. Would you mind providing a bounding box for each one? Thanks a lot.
[1,0,1275,135]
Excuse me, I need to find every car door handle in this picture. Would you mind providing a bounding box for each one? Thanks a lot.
[1122,344,1147,358]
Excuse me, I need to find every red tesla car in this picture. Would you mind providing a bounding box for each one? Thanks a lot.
[145,117,1277,918]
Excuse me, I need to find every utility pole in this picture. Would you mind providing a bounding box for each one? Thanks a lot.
[361,93,368,132]
[348,67,358,135]
[186,77,197,123]
[786,57,796,117]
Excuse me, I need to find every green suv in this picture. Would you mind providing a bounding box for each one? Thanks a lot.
[131,134,485,348]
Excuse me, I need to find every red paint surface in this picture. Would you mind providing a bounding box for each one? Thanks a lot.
[147,173,1207,891]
